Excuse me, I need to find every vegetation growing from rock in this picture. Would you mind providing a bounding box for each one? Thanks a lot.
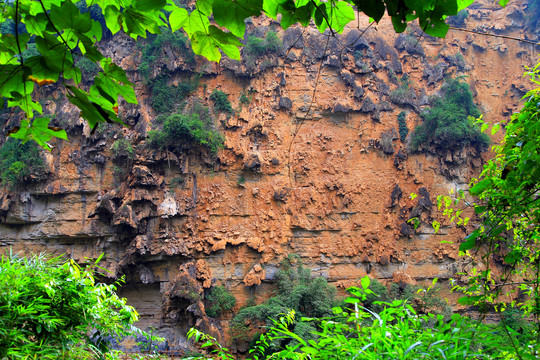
[244,31,282,58]
[397,111,409,143]
[410,78,489,152]
[389,74,416,107]
[147,112,224,154]
[210,90,234,115]
[111,138,135,161]
[138,28,195,81]
[0,139,46,189]
[205,286,237,317]
[148,75,200,115]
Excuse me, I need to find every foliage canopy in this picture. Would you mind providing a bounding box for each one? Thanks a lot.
[0,251,155,359]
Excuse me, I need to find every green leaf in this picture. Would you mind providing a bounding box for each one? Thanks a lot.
[459,229,479,251]
[457,295,481,305]
[457,0,474,11]
[491,123,501,135]
[504,250,521,265]
[191,26,242,62]
[318,1,355,34]
[361,276,370,290]
[9,117,67,150]
[469,178,493,196]
[481,122,489,133]
[432,220,440,234]
[183,9,210,38]
[213,0,263,37]
[474,205,486,214]
[169,7,189,32]
[353,0,385,23]
[135,0,167,12]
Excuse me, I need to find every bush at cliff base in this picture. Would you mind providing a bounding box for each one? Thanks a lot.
[0,251,156,359]
[189,277,537,359]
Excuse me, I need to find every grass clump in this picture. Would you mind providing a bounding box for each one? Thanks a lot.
[0,139,46,189]
[205,286,236,318]
[410,78,489,152]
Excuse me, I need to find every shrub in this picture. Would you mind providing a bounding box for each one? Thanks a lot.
[0,139,46,189]
[389,74,416,106]
[111,138,135,161]
[210,89,234,115]
[148,75,199,114]
[147,112,224,154]
[231,255,337,343]
[397,111,409,142]
[248,278,504,359]
[239,92,250,106]
[170,176,184,188]
[0,251,158,359]
[410,78,489,151]
[205,286,236,317]
[244,30,282,58]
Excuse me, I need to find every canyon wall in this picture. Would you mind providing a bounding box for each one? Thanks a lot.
[0,0,539,348]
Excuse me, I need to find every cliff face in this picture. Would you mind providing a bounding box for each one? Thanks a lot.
[0,0,538,347]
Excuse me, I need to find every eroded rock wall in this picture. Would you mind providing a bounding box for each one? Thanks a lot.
[0,0,538,347]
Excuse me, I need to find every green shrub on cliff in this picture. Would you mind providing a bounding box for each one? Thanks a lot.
[147,112,224,154]
[210,89,234,115]
[410,78,489,151]
[244,31,281,58]
[397,111,409,142]
[205,286,236,317]
[139,28,194,81]
[0,139,46,189]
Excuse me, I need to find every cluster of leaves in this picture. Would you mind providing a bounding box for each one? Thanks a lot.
[410,78,489,152]
[147,111,224,154]
[205,286,237,318]
[0,138,46,189]
[0,251,159,360]
[138,28,194,81]
[209,89,234,115]
[0,0,475,149]
[397,111,409,143]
